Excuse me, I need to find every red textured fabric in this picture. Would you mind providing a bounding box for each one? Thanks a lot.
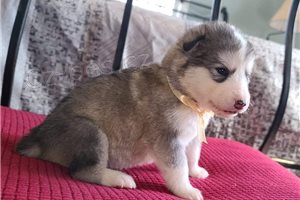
[1,106,300,200]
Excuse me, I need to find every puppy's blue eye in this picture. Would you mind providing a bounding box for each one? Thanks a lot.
[215,67,229,77]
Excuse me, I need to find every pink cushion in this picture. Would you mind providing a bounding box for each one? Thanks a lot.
[1,106,300,200]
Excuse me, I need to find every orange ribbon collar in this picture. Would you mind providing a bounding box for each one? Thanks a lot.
[167,77,214,143]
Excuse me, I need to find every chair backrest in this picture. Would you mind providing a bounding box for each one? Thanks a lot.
[1,0,298,168]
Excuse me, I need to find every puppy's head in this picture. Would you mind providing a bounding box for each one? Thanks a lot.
[163,22,255,118]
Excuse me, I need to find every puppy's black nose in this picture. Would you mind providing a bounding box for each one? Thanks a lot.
[234,100,246,110]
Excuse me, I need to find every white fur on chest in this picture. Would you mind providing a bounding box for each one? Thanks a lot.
[168,106,200,146]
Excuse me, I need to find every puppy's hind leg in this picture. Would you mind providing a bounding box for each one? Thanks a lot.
[68,118,136,189]
[72,166,136,189]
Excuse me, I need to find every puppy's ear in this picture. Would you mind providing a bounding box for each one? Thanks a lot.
[183,35,206,51]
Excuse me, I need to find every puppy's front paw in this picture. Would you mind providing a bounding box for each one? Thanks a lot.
[174,187,203,200]
[117,173,137,189]
[101,169,136,189]
[189,166,209,179]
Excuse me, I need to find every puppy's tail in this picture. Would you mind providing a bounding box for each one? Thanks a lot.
[16,128,41,158]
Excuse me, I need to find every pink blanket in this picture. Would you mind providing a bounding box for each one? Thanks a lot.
[1,106,299,199]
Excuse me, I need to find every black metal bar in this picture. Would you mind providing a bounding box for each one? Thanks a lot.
[266,31,285,40]
[278,162,300,170]
[181,0,211,10]
[1,0,31,106]
[112,0,133,71]
[259,0,299,153]
[220,7,228,22]
[173,9,210,21]
[211,0,221,21]
[273,159,300,170]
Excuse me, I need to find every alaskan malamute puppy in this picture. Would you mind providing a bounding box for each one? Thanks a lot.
[17,22,254,200]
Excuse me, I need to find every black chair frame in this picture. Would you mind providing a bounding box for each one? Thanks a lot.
[1,0,299,170]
